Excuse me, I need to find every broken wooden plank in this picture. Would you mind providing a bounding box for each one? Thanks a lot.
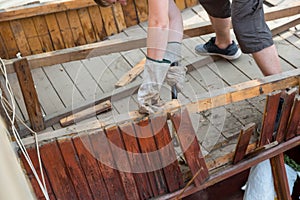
[119,122,154,199]
[259,91,282,146]
[170,108,209,186]
[156,135,300,200]
[58,138,94,200]
[3,2,300,73]
[150,115,184,192]
[276,88,298,143]
[285,95,300,140]
[115,57,145,87]
[134,119,168,196]
[104,125,140,200]
[233,123,255,164]
[22,68,300,146]
[13,58,45,132]
[59,100,112,127]
[72,135,111,200]
[270,153,292,200]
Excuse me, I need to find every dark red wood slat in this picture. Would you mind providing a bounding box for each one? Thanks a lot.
[259,91,281,146]
[233,123,255,164]
[285,95,300,140]
[20,147,56,200]
[58,138,93,200]
[72,135,110,200]
[170,108,209,186]
[150,115,184,192]
[40,141,78,200]
[134,119,168,196]
[105,126,140,200]
[89,130,126,200]
[270,153,292,200]
[119,123,154,199]
[276,88,297,142]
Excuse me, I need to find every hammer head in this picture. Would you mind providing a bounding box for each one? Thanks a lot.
[93,0,112,7]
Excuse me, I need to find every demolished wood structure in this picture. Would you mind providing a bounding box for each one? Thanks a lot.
[0,0,299,199]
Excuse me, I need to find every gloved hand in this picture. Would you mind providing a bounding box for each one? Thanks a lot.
[137,58,170,114]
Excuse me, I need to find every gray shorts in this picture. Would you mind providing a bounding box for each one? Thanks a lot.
[198,0,273,53]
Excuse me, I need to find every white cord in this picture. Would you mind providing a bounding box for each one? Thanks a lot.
[0,58,50,200]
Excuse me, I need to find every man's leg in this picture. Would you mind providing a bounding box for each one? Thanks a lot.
[209,16,232,49]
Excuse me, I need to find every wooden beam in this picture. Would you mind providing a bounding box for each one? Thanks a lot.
[59,100,112,127]
[3,2,300,73]
[276,88,298,143]
[259,91,281,146]
[21,68,300,146]
[271,17,300,36]
[13,58,45,132]
[285,95,300,140]
[170,108,209,186]
[155,135,300,200]
[233,123,255,164]
[270,153,292,200]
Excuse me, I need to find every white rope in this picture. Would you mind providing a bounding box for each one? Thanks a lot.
[0,58,50,200]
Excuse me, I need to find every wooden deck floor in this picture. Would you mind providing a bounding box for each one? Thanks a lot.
[4,0,300,172]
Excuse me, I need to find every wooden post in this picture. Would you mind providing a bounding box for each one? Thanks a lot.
[270,154,292,200]
[13,58,45,131]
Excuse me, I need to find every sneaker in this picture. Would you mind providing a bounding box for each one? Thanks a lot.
[195,37,241,60]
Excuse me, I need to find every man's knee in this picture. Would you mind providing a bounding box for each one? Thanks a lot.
[198,0,231,18]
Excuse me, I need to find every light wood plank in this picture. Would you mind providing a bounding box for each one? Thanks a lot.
[20,18,43,54]
[10,20,31,56]
[78,8,97,44]
[88,6,106,41]
[67,10,86,46]
[45,13,65,50]
[32,16,54,52]
[55,12,76,48]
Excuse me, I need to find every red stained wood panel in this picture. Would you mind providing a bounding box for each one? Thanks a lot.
[150,115,184,192]
[170,108,209,186]
[285,95,300,140]
[40,141,78,200]
[89,130,126,200]
[72,135,110,200]
[58,138,93,200]
[119,122,154,199]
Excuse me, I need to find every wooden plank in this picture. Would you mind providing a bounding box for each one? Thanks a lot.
[270,153,292,200]
[259,91,282,146]
[0,21,18,58]
[170,108,209,186]
[19,147,55,200]
[78,8,97,44]
[232,123,255,164]
[60,100,112,127]
[55,12,76,48]
[271,17,300,36]
[115,58,145,87]
[13,58,45,131]
[0,0,98,22]
[32,16,54,52]
[134,119,168,196]
[0,33,9,59]
[40,141,78,200]
[276,88,298,142]
[121,0,138,27]
[150,115,184,192]
[20,18,43,54]
[58,138,94,200]
[72,135,110,200]
[156,135,300,200]
[134,0,148,22]
[105,126,140,200]
[285,95,300,140]
[119,122,154,199]
[67,10,86,46]
[9,20,31,56]
[88,6,107,41]
[99,6,118,36]
[89,130,127,200]
[45,14,65,50]
[22,69,300,146]
[112,3,127,32]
